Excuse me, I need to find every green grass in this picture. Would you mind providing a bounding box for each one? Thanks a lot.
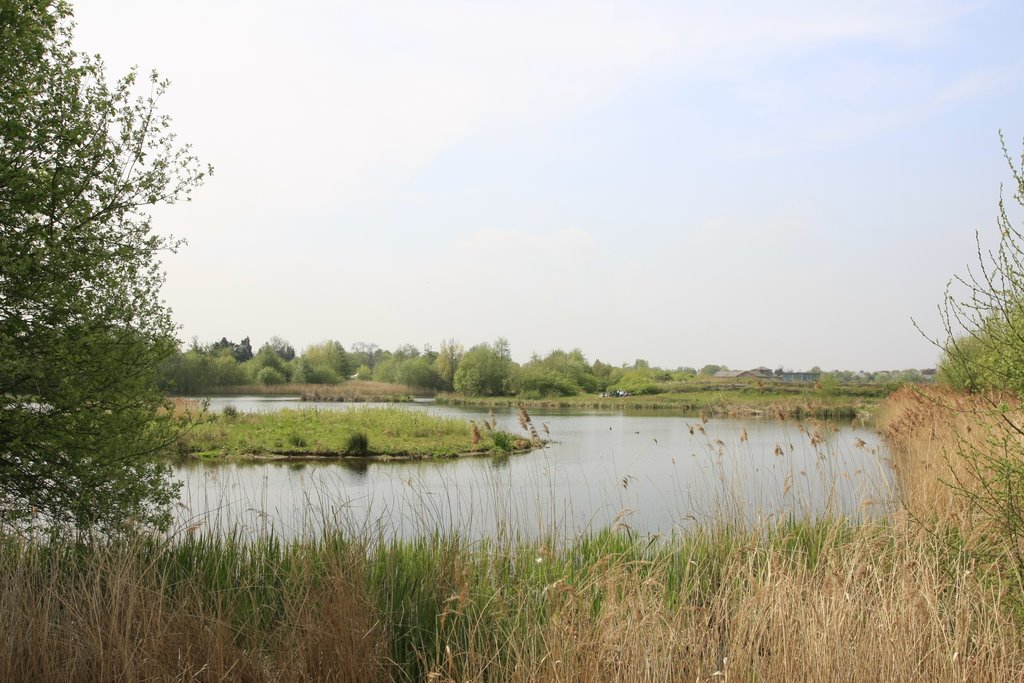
[436,383,888,420]
[176,407,529,459]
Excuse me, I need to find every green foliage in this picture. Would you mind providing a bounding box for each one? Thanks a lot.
[490,430,514,452]
[210,336,252,362]
[250,345,292,383]
[818,373,840,396]
[179,408,517,458]
[396,356,442,391]
[295,339,351,384]
[355,364,373,381]
[344,431,370,456]
[256,366,286,385]
[372,357,399,384]
[434,338,463,391]
[607,368,662,395]
[0,1,207,533]
[513,348,600,397]
[514,366,581,397]
[933,134,1024,395]
[265,336,295,362]
[453,339,514,396]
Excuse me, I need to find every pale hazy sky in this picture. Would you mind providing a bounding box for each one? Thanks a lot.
[70,1,1024,371]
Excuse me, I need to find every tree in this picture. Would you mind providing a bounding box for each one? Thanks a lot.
[251,344,292,383]
[209,335,252,363]
[0,2,208,533]
[297,339,351,384]
[453,340,515,396]
[266,335,295,362]
[434,338,463,390]
[396,356,442,391]
[350,342,381,369]
[932,135,1024,394]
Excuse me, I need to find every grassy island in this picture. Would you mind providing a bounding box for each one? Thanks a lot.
[174,407,532,460]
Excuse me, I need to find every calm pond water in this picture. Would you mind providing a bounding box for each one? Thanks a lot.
[173,397,894,540]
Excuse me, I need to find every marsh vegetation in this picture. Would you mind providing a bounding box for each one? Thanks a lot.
[174,406,532,460]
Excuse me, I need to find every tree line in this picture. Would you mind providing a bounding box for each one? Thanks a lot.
[160,335,933,398]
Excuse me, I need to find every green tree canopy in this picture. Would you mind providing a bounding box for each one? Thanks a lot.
[296,339,351,384]
[453,339,515,396]
[434,338,463,391]
[0,1,208,533]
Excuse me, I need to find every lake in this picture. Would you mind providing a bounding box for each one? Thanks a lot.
[173,397,894,540]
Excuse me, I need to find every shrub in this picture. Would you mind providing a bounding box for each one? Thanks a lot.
[256,366,286,385]
[345,431,370,456]
[491,431,514,452]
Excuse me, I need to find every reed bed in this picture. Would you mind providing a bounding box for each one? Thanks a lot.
[163,396,205,419]
[5,387,1024,679]
[201,381,422,402]
[878,386,1024,611]
[1,517,1021,681]
[878,386,1023,523]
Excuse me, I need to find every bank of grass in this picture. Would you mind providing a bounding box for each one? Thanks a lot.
[437,384,886,420]
[3,515,1022,681]
[175,407,528,459]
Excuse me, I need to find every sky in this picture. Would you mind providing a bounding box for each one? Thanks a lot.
[69,0,1024,371]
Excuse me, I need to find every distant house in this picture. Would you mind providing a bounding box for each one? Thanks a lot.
[714,367,776,380]
[713,370,744,379]
[713,367,820,382]
[777,371,820,383]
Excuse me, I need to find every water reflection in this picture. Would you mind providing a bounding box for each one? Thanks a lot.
[173,399,895,541]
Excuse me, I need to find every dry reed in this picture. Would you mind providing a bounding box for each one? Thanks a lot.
[6,387,1024,680]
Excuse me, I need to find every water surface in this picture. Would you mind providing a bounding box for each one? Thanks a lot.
[174,397,893,540]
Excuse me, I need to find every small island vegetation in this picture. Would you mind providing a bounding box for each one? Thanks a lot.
[174,406,535,460]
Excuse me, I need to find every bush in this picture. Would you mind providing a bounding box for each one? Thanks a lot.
[345,431,370,456]
[491,431,514,452]
[256,366,286,385]
[514,367,580,397]
[935,135,1024,394]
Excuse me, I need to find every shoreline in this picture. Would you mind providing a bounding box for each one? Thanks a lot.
[181,445,540,463]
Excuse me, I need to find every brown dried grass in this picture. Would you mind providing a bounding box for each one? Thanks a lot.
[7,386,1024,680]
[0,542,386,682]
[877,385,1024,524]
[205,380,422,402]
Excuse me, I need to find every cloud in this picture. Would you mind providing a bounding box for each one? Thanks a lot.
[72,0,976,216]
[936,65,1024,105]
